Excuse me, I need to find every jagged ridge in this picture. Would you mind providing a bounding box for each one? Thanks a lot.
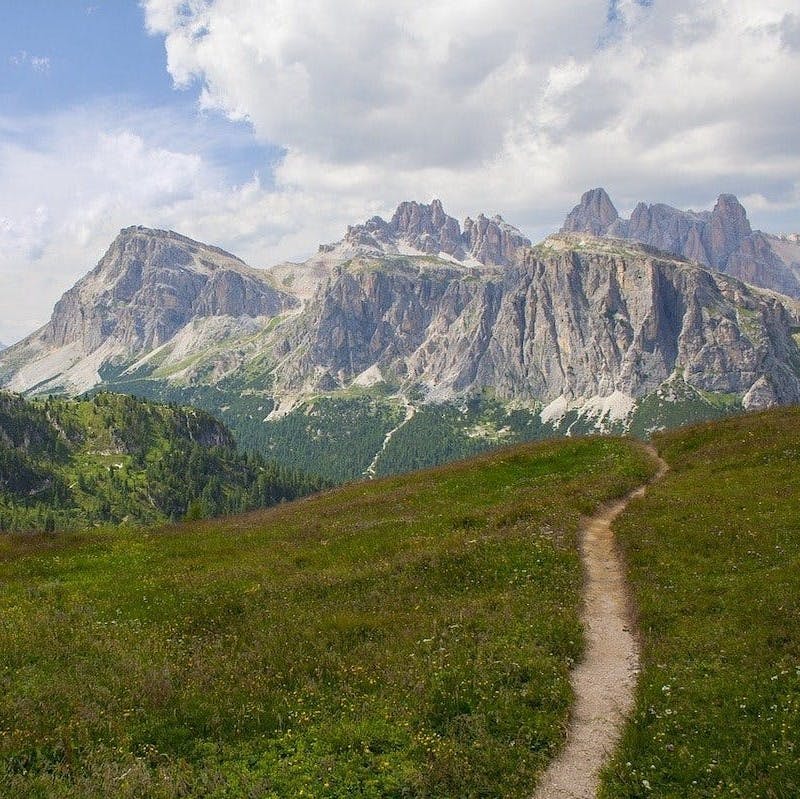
[562,188,800,297]
[2,198,800,456]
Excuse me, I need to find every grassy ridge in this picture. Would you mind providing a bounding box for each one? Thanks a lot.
[0,437,654,798]
[601,408,800,798]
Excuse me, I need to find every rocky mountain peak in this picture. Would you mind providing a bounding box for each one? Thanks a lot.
[389,199,465,258]
[36,225,296,360]
[709,193,752,267]
[559,188,800,298]
[462,213,531,265]
[332,200,530,267]
[561,188,619,236]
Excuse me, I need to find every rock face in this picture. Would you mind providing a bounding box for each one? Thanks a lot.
[268,237,800,410]
[45,227,296,353]
[2,203,799,429]
[326,199,531,267]
[562,188,620,236]
[0,227,298,393]
[561,190,800,297]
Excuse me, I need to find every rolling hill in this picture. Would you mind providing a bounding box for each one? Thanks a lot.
[0,434,656,798]
[2,407,799,796]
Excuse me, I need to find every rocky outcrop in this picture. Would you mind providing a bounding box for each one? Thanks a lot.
[266,238,800,410]
[329,200,530,267]
[562,188,620,236]
[463,214,531,266]
[2,209,799,426]
[38,227,297,354]
[390,199,466,258]
[561,189,800,297]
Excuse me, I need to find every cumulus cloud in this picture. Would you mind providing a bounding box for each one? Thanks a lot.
[0,104,373,343]
[139,0,800,222]
[144,0,607,167]
[3,0,800,343]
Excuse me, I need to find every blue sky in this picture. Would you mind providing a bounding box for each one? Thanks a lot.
[1,2,174,112]
[0,1,279,187]
[0,1,799,345]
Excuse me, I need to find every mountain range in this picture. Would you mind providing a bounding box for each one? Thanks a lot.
[2,192,799,480]
[562,188,800,297]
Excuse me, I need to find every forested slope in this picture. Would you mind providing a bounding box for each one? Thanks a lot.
[0,391,325,531]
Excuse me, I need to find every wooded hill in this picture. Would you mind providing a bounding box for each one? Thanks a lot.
[0,391,325,531]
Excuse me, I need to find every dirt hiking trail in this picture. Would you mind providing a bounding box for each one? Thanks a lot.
[534,446,668,799]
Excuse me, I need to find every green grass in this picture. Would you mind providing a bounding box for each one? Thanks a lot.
[0,437,655,798]
[601,407,800,798]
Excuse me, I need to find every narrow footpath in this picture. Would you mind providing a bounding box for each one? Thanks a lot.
[534,447,668,799]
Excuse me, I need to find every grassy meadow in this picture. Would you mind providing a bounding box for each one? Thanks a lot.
[601,408,800,798]
[0,437,655,798]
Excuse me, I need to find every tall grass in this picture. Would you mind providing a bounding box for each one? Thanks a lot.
[0,437,653,798]
[601,408,800,798]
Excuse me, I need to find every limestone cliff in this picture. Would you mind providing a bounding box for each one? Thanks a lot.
[561,189,800,297]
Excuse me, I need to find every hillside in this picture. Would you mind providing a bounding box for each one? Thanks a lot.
[0,391,324,531]
[0,436,656,798]
[2,200,800,482]
[2,407,799,796]
[601,408,800,796]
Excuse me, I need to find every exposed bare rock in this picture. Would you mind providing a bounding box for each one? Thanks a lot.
[463,214,530,266]
[321,199,529,267]
[44,226,296,353]
[265,236,800,412]
[2,212,799,428]
[0,227,297,393]
[561,189,800,298]
[709,193,752,267]
[390,199,466,258]
[561,188,620,236]
[742,376,780,410]
[621,202,712,266]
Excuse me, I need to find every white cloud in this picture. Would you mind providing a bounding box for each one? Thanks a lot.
[138,0,800,219]
[9,51,51,73]
[3,0,800,343]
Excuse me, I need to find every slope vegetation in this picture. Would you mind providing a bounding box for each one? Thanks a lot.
[0,437,655,798]
[0,391,323,531]
[601,408,800,797]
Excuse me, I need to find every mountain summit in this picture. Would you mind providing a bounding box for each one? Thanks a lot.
[561,188,620,236]
[321,199,531,267]
[2,197,800,480]
[561,189,800,297]
[0,226,297,394]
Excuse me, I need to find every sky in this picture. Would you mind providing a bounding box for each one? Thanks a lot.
[0,1,799,345]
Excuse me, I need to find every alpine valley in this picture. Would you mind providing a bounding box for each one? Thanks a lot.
[2,194,800,482]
